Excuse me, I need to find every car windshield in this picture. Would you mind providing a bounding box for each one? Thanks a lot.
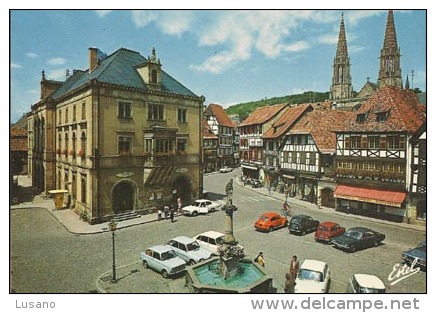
[186,241,200,251]
[345,231,362,240]
[191,202,201,207]
[299,269,323,282]
[359,287,386,294]
[160,250,177,261]
[318,225,329,231]
[259,216,270,221]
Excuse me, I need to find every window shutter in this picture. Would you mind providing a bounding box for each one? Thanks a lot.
[361,136,368,149]
[345,136,350,149]
[399,136,406,150]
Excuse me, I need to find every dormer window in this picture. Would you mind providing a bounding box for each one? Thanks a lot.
[376,111,389,122]
[356,113,366,124]
[151,69,158,84]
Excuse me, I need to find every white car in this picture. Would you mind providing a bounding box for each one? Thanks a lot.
[194,231,245,256]
[166,236,213,265]
[219,166,232,173]
[182,199,222,216]
[294,259,331,293]
[347,274,386,293]
[139,245,186,278]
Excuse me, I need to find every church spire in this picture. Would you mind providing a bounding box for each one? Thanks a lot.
[330,12,353,100]
[336,12,349,59]
[378,10,402,88]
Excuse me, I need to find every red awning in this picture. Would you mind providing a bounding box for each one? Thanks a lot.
[334,185,406,208]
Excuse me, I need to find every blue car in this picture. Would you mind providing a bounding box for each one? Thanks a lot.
[402,240,426,271]
[140,245,186,278]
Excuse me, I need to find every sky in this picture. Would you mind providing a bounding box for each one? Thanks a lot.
[9,9,427,124]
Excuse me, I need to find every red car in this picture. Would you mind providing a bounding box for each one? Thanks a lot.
[254,212,288,232]
[314,221,346,243]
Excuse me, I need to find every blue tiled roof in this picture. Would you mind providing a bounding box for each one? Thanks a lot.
[51,48,198,100]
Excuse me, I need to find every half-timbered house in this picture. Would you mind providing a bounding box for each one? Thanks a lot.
[334,86,425,222]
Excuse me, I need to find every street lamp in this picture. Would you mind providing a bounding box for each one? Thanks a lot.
[108,219,118,283]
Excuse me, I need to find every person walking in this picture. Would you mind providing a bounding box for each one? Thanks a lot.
[256,252,265,267]
[170,206,175,223]
[289,255,299,281]
[284,273,294,293]
[163,205,169,219]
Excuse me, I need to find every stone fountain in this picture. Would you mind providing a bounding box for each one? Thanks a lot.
[185,179,274,293]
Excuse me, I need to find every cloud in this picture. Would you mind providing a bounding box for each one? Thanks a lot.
[95,10,112,18]
[46,69,67,81]
[26,52,38,58]
[47,57,66,66]
[130,10,388,74]
[11,63,23,69]
[132,10,158,27]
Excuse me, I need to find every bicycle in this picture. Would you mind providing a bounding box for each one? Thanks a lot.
[281,201,293,218]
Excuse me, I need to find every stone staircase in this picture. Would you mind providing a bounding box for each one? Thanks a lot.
[112,211,141,222]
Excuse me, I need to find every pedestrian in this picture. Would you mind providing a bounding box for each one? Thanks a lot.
[163,205,169,219]
[289,255,299,281]
[284,273,294,293]
[170,206,175,223]
[255,251,265,267]
[177,197,182,213]
[157,209,162,221]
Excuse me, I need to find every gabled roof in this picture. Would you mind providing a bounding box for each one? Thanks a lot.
[202,119,218,139]
[50,48,198,100]
[239,103,287,126]
[342,86,426,133]
[288,106,352,154]
[263,104,312,139]
[204,104,235,128]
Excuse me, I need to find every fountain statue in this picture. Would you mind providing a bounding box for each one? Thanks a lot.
[185,179,274,293]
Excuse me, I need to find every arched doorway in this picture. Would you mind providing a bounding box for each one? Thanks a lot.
[321,188,335,208]
[172,175,192,206]
[112,181,134,214]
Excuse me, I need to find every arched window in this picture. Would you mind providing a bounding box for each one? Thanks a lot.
[72,132,76,158]
[151,69,158,84]
[81,131,86,157]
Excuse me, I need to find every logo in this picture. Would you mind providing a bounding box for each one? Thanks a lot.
[388,258,420,286]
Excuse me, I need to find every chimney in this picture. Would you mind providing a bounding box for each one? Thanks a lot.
[89,47,98,73]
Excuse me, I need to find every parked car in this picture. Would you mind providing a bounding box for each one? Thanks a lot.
[288,214,320,235]
[347,274,386,293]
[251,179,261,188]
[139,245,186,278]
[194,230,245,256]
[182,199,222,216]
[219,166,232,173]
[254,212,288,232]
[295,259,331,293]
[314,221,346,243]
[331,227,385,253]
[166,236,213,265]
[402,240,426,270]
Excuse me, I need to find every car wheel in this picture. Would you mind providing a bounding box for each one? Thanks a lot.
[374,241,379,247]
[210,208,215,213]
[350,246,356,253]
[192,211,198,216]
[301,230,306,236]
[268,227,272,233]
[284,220,289,227]
[161,270,169,278]
[189,259,196,266]
[142,260,149,269]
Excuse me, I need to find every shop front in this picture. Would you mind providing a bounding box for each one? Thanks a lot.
[334,185,407,223]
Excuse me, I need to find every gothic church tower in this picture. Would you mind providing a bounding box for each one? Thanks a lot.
[378,10,402,88]
[330,13,353,101]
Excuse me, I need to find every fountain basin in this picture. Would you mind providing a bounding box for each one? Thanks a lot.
[185,257,274,293]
